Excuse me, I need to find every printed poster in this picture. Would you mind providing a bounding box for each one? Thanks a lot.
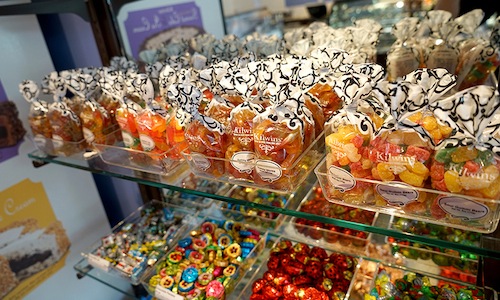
[0,179,70,300]
[116,0,225,60]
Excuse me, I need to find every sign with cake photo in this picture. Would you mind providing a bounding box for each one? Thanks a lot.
[0,179,70,299]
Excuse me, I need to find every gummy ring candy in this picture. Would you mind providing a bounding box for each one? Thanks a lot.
[178,280,194,292]
[217,234,233,248]
[223,220,234,231]
[214,228,226,239]
[239,230,252,237]
[215,259,229,267]
[182,267,199,283]
[159,275,174,289]
[159,268,168,278]
[178,238,192,248]
[225,243,242,258]
[201,222,216,234]
[212,266,223,277]
[165,264,178,276]
[188,288,202,299]
[149,275,161,287]
[192,238,207,250]
[200,233,213,245]
[189,251,204,264]
[223,264,237,277]
[240,242,256,249]
[194,281,207,290]
[190,230,202,237]
[198,261,209,269]
[233,222,244,232]
[168,251,183,264]
[206,280,225,298]
[198,272,213,285]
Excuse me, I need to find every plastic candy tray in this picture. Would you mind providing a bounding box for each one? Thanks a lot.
[182,132,325,193]
[315,158,500,233]
[141,216,268,299]
[81,201,195,285]
[236,236,361,299]
[348,260,497,300]
[285,186,378,256]
[94,130,187,176]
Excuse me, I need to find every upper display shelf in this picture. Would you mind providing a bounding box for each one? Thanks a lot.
[28,149,500,258]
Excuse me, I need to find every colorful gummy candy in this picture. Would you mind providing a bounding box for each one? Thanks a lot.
[250,239,357,300]
[148,219,262,299]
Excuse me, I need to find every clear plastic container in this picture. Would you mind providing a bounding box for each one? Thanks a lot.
[81,201,196,285]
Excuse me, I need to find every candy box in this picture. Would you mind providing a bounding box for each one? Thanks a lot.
[286,184,376,256]
[183,131,324,193]
[354,263,496,300]
[237,237,360,300]
[93,129,187,176]
[81,201,195,285]
[141,217,267,299]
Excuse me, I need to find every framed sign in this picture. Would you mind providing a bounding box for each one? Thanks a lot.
[111,0,226,60]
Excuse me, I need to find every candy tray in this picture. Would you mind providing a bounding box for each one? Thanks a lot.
[141,216,268,299]
[315,158,500,233]
[80,201,196,285]
[93,130,187,176]
[182,131,325,193]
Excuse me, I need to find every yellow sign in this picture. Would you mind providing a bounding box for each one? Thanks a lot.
[0,179,70,299]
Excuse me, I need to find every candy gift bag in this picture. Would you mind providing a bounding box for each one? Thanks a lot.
[429,85,500,221]
[19,80,53,154]
[386,18,421,81]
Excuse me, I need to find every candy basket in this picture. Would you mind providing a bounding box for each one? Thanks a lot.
[182,131,325,193]
[315,158,500,233]
[80,200,196,285]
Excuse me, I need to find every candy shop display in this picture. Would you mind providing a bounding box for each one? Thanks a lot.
[142,217,266,299]
[364,267,488,300]
[82,201,193,285]
[219,186,293,230]
[289,184,376,254]
[240,238,358,300]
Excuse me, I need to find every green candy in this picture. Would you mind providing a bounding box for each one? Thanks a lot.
[435,148,456,163]
[432,254,450,266]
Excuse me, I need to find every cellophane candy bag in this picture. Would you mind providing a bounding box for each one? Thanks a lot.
[324,72,375,204]
[44,72,84,156]
[429,86,500,220]
[386,17,421,81]
[19,80,53,154]
[180,84,229,178]
[368,74,438,211]
[253,104,305,190]
[133,74,173,161]
[421,11,460,74]
[452,9,484,65]
[403,68,457,146]
[97,67,121,127]
[457,17,500,90]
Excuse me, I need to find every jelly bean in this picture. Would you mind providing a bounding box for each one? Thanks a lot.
[399,170,425,187]
[451,147,478,163]
[444,170,462,193]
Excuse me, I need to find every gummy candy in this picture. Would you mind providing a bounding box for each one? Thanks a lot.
[399,170,425,187]
[451,147,478,163]
[444,170,462,193]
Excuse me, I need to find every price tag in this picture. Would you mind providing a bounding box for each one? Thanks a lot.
[255,160,282,182]
[155,285,183,300]
[375,182,419,206]
[327,165,356,192]
[88,253,110,272]
[231,151,255,174]
[191,153,211,171]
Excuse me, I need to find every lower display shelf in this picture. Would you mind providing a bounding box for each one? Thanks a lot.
[28,149,500,259]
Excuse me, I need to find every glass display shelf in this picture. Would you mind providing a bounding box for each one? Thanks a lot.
[28,149,500,258]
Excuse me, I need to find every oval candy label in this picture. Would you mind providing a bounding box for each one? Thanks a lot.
[122,131,134,147]
[83,127,95,143]
[52,134,64,149]
[139,134,156,151]
[438,196,489,221]
[191,153,211,171]
[155,285,183,300]
[255,160,282,182]
[34,134,47,148]
[327,165,356,192]
[375,182,419,206]
[230,151,255,174]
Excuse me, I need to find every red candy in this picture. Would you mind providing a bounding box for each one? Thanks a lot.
[304,260,323,279]
[406,145,431,162]
[252,279,266,294]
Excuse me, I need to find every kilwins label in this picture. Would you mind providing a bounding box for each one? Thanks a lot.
[255,160,282,182]
[438,196,489,220]
[231,151,255,174]
[327,165,356,192]
[376,182,419,206]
